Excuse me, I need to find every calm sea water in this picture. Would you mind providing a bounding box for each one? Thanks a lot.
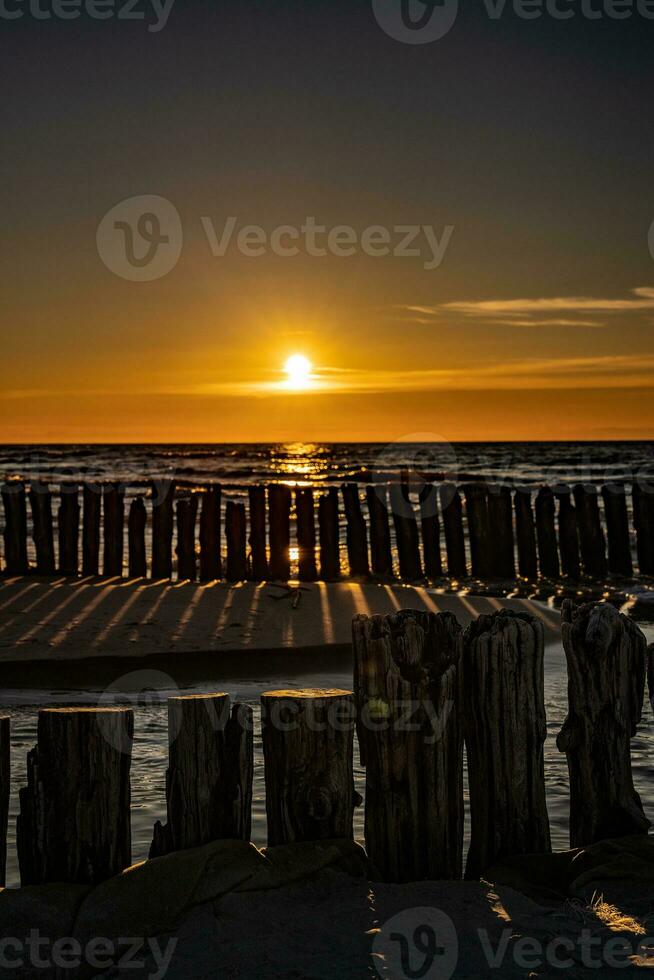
[1,444,654,887]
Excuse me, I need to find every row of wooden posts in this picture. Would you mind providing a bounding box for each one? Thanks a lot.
[1,478,653,584]
[1,599,650,889]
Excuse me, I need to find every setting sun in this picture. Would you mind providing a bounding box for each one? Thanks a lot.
[284,354,313,390]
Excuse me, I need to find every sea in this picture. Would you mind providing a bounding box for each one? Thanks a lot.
[1,443,653,887]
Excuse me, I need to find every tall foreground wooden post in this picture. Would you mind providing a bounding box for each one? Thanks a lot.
[261,690,355,846]
[557,601,650,847]
[29,482,55,576]
[352,611,464,882]
[464,611,550,880]
[1,482,28,575]
[0,717,8,888]
[17,708,133,886]
[151,695,253,857]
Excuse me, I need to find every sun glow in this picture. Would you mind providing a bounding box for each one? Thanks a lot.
[283,354,313,390]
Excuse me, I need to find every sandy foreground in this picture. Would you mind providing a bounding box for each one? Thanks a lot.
[0,577,560,666]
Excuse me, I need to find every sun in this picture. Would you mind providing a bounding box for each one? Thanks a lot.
[283,354,313,390]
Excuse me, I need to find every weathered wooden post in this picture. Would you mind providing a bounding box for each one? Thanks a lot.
[366,486,393,577]
[573,485,607,578]
[487,485,515,579]
[29,482,55,575]
[0,717,8,888]
[557,601,650,847]
[199,485,222,581]
[248,485,268,580]
[602,484,633,577]
[420,484,443,580]
[633,481,654,576]
[225,500,247,581]
[82,483,101,576]
[296,488,318,582]
[128,496,147,578]
[352,611,464,882]
[342,484,369,577]
[463,483,491,579]
[152,480,175,579]
[464,610,551,880]
[268,485,291,581]
[514,487,538,580]
[261,689,356,846]
[151,695,253,857]
[318,487,341,581]
[439,484,467,579]
[390,485,423,581]
[17,708,133,886]
[58,484,80,576]
[555,485,580,579]
[1,481,28,575]
[176,494,198,581]
[103,484,124,577]
[535,486,560,578]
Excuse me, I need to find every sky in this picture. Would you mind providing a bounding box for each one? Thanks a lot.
[2,0,654,442]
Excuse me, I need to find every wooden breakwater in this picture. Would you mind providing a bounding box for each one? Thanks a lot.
[0,479,652,585]
[1,601,650,888]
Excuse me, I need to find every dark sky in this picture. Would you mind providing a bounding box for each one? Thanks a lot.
[2,0,654,440]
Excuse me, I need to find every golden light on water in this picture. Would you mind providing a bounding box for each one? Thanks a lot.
[283,354,313,390]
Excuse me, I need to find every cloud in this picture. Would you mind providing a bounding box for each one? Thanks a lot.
[404,287,654,329]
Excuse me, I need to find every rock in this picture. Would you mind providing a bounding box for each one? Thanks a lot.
[0,883,90,939]
[236,839,372,892]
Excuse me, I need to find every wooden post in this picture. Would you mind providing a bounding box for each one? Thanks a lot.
[420,484,443,580]
[439,484,467,579]
[602,484,633,577]
[82,483,101,576]
[573,485,607,578]
[342,484,369,577]
[261,690,355,846]
[29,482,55,576]
[17,708,133,886]
[318,488,340,581]
[352,611,464,882]
[514,487,538,580]
[535,486,560,579]
[268,485,291,581]
[199,486,222,582]
[58,485,80,576]
[295,488,318,582]
[463,483,491,578]
[557,601,650,847]
[225,501,247,581]
[248,485,268,580]
[103,484,124,577]
[176,494,198,581]
[128,497,147,578]
[390,485,422,581]
[1,482,28,575]
[151,695,253,857]
[633,481,654,576]
[366,486,393,577]
[0,717,8,888]
[555,486,580,580]
[152,480,175,579]
[464,610,551,880]
[487,485,515,579]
